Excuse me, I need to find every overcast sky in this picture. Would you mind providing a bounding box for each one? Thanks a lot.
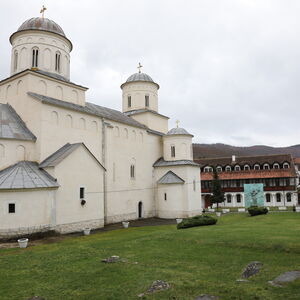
[1,0,299,147]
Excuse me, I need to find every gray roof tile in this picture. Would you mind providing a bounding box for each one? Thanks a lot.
[0,104,36,141]
[0,161,59,190]
[157,170,185,184]
[153,157,200,167]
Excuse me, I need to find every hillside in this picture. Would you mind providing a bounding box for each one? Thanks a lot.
[193,143,300,159]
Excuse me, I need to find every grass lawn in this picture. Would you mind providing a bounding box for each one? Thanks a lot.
[0,213,300,300]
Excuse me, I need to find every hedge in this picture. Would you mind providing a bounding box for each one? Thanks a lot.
[177,215,217,229]
[248,206,268,216]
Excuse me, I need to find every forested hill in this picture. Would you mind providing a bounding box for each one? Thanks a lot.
[193,143,300,159]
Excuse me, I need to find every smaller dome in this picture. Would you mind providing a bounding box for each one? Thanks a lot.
[167,127,193,136]
[121,72,159,89]
[16,17,66,37]
[126,72,154,83]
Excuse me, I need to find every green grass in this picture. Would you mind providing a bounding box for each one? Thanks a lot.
[1,213,300,300]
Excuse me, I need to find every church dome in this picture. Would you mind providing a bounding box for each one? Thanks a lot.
[167,127,193,136]
[16,17,66,37]
[121,72,159,89]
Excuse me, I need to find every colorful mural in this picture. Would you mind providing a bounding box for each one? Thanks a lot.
[244,183,264,207]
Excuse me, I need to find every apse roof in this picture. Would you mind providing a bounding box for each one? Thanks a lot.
[167,127,193,136]
[0,104,36,141]
[153,158,200,167]
[157,171,185,184]
[0,161,59,190]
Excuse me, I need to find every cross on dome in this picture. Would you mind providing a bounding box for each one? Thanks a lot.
[137,62,143,73]
[40,5,47,18]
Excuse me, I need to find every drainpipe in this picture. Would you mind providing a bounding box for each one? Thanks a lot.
[101,118,107,224]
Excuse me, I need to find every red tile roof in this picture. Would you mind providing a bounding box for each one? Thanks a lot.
[201,169,296,180]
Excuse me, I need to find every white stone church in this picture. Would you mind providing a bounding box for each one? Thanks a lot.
[0,16,202,237]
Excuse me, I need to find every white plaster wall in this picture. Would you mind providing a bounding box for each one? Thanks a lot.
[0,140,36,170]
[163,135,193,161]
[10,31,71,80]
[122,82,158,112]
[0,189,54,230]
[154,165,202,218]
[130,112,169,133]
[105,123,163,223]
[39,103,102,162]
[48,145,104,232]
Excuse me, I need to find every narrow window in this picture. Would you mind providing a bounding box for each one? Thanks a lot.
[145,95,149,107]
[276,193,281,202]
[171,145,176,158]
[193,180,196,191]
[128,96,131,108]
[130,165,135,179]
[226,194,232,203]
[286,193,292,202]
[32,49,39,68]
[8,203,15,214]
[164,193,167,201]
[236,194,241,203]
[80,187,85,199]
[266,194,271,203]
[14,51,18,71]
[55,52,61,72]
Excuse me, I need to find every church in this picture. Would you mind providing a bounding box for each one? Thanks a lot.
[0,16,202,237]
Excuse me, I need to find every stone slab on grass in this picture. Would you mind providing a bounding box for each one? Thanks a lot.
[138,280,170,297]
[195,294,219,300]
[241,261,263,279]
[269,271,300,287]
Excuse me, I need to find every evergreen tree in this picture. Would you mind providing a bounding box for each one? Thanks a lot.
[210,170,225,210]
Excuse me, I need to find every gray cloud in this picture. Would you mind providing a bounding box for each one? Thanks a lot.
[0,0,299,147]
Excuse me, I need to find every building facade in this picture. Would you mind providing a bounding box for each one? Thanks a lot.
[0,17,202,238]
[196,154,298,208]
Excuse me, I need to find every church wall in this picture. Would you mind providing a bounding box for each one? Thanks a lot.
[10,31,71,80]
[0,140,36,170]
[0,189,54,237]
[49,145,104,233]
[154,165,202,218]
[39,103,102,162]
[122,82,158,112]
[129,112,169,134]
[104,122,163,223]
[27,73,86,105]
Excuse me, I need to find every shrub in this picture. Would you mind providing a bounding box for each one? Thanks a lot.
[177,215,217,229]
[248,206,268,216]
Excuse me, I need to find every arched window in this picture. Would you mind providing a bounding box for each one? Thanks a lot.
[254,164,260,170]
[14,50,18,71]
[225,165,231,172]
[51,111,59,125]
[130,164,135,179]
[273,163,280,169]
[32,48,39,68]
[216,166,222,172]
[236,194,241,203]
[263,164,270,170]
[244,164,250,171]
[283,162,290,169]
[276,193,281,202]
[171,145,176,158]
[124,128,128,139]
[234,165,241,171]
[114,126,120,137]
[286,193,292,202]
[55,51,61,72]
[0,144,5,158]
[226,194,232,203]
[266,193,271,203]
[79,118,86,130]
[128,95,131,108]
[204,166,213,172]
[145,95,149,107]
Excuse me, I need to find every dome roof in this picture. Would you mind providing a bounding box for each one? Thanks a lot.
[16,17,66,37]
[121,72,159,89]
[167,127,193,136]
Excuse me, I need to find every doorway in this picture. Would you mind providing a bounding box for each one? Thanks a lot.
[138,201,143,218]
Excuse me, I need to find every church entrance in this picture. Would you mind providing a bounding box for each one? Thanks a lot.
[138,201,143,218]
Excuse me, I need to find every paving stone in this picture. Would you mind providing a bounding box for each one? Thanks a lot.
[195,294,219,300]
[269,271,300,287]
